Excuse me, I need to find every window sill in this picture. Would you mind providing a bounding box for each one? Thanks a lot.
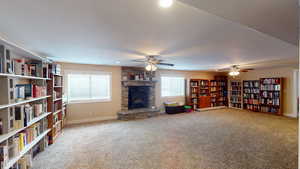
[68,99,112,104]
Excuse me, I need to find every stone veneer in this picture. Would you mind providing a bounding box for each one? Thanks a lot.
[118,67,160,120]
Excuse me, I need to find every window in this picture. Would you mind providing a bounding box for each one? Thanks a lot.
[67,71,111,103]
[161,76,185,97]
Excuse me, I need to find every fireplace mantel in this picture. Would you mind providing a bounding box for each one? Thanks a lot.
[121,80,157,87]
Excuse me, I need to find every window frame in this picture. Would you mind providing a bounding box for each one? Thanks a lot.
[65,70,112,104]
[161,76,185,98]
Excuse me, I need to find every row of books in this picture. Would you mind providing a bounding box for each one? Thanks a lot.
[52,64,61,75]
[231,86,241,91]
[243,93,260,99]
[261,106,279,113]
[261,78,280,85]
[0,46,48,78]
[244,88,260,94]
[191,94,197,98]
[210,81,226,86]
[230,97,241,103]
[191,88,198,93]
[190,81,199,87]
[0,103,46,135]
[54,76,62,86]
[231,82,241,86]
[244,104,260,111]
[244,81,259,88]
[261,91,280,98]
[199,80,209,86]
[260,84,280,91]
[231,103,242,108]
[14,84,47,102]
[11,153,32,169]
[0,121,46,169]
[231,91,241,96]
[260,98,280,106]
[14,104,46,130]
[210,87,218,92]
[243,99,259,105]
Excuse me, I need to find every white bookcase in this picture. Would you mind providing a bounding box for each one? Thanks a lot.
[0,37,53,169]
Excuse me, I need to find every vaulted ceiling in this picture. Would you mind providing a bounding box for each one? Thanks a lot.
[0,0,297,70]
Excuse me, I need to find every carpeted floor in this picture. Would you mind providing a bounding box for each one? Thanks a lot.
[32,108,298,169]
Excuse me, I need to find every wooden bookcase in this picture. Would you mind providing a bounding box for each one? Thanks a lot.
[260,78,283,115]
[189,77,228,109]
[210,76,228,107]
[0,40,53,169]
[189,79,200,110]
[199,80,210,108]
[243,80,260,112]
[47,64,63,145]
[189,79,211,110]
[229,80,242,109]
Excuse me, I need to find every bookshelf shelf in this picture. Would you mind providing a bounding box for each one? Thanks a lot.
[0,95,51,110]
[0,112,51,143]
[4,129,51,169]
[0,73,51,80]
[53,109,62,116]
[53,98,62,102]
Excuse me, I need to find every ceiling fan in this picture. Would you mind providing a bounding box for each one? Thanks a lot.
[132,55,174,71]
[218,65,254,76]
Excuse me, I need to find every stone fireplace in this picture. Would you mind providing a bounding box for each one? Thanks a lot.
[117,67,160,120]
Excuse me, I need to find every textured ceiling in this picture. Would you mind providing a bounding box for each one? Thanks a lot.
[178,0,298,45]
[0,0,297,70]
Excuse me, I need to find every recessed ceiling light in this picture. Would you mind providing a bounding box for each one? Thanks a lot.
[159,0,174,8]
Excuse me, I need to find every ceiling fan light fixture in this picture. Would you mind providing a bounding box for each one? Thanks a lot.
[229,71,240,76]
[159,0,174,8]
[145,63,157,71]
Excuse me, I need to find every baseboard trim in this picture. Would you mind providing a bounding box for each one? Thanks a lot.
[66,115,118,125]
[283,113,298,118]
[197,106,227,112]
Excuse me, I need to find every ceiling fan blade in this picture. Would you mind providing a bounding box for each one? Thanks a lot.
[217,68,231,72]
[157,63,174,66]
[132,59,147,63]
[240,68,254,72]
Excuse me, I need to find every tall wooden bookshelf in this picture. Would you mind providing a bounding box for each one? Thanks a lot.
[189,79,211,110]
[229,80,242,109]
[47,64,63,144]
[189,79,200,110]
[199,80,210,108]
[243,80,260,112]
[260,78,283,115]
[210,76,228,107]
[0,40,52,169]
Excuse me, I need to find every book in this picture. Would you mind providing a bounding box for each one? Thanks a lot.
[0,45,4,73]
[13,59,25,75]
[0,145,8,169]
[34,104,43,117]
[14,105,25,129]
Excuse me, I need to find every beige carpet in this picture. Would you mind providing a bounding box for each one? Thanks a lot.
[32,108,298,169]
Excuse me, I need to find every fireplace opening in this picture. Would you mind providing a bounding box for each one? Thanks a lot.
[128,86,150,110]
